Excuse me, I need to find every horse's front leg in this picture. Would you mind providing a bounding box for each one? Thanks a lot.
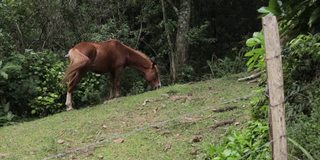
[108,73,115,99]
[110,67,123,98]
[65,92,72,110]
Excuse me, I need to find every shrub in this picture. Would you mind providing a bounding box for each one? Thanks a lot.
[73,73,108,106]
[1,50,110,117]
[244,32,265,71]
[207,55,246,78]
[284,34,320,83]
[282,33,320,159]
[283,34,320,119]
[288,101,320,159]
[0,60,21,126]
[83,19,137,46]
[206,121,270,160]
[2,51,66,116]
[249,88,268,120]
[121,68,146,95]
[177,65,196,82]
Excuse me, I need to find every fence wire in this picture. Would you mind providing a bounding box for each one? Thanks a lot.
[43,92,256,160]
[43,76,320,160]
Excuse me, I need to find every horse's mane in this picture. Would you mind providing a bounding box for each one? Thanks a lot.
[103,39,153,68]
[135,50,151,62]
[123,43,153,68]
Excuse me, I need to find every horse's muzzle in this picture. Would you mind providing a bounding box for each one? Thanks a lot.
[155,83,161,89]
[147,84,161,90]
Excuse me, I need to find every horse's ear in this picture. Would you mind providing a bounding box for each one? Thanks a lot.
[150,57,157,68]
[150,57,156,63]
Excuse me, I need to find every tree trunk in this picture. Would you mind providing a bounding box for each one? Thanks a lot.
[175,0,191,67]
[161,0,177,83]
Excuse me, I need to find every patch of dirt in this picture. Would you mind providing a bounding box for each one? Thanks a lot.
[113,138,125,143]
[180,116,202,124]
[212,106,238,113]
[0,153,10,159]
[163,142,172,152]
[210,119,236,130]
[191,135,203,143]
[190,147,199,155]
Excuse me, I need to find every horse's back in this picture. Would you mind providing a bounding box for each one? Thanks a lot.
[72,40,128,73]
[72,42,97,60]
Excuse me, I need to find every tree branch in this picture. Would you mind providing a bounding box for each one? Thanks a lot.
[161,0,176,82]
[135,22,143,49]
[14,22,25,51]
[165,0,179,15]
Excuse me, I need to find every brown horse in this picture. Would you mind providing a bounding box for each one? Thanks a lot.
[63,39,161,110]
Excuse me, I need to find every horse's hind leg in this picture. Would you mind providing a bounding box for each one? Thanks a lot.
[66,71,83,110]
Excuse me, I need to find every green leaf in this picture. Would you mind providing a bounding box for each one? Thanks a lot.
[253,32,263,41]
[2,63,21,72]
[6,112,14,121]
[3,103,10,112]
[0,71,8,79]
[257,7,271,14]
[222,149,232,157]
[246,38,258,47]
[268,0,281,16]
[253,48,265,55]
[288,137,315,160]
[309,8,320,28]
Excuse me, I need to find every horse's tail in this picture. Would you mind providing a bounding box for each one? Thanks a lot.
[62,49,90,84]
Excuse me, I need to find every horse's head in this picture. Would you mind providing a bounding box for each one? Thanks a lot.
[144,61,161,89]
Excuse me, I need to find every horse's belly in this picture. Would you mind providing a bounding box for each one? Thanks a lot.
[89,64,111,74]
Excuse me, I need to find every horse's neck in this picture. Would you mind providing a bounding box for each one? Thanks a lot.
[126,47,151,73]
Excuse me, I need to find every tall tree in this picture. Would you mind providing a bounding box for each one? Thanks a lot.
[165,0,191,81]
[161,0,177,82]
[174,0,191,66]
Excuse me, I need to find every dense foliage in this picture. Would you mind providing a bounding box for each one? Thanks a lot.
[283,34,320,159]
[0,0,262,124]
[206,121,270,160]
[207,0,320,159]
[1,0,319,159]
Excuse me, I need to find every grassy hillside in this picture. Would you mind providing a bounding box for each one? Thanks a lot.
[0,74,258,160]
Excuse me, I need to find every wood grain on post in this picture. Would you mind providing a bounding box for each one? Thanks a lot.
[262,15,287,160]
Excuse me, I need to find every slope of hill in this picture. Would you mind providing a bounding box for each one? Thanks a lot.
[0,74,258,160]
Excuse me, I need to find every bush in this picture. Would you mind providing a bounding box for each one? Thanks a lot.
[282,34,320,159]
[207,55,246,78]
[83,19,137,46]
[284,34,320,83]
[73,73,108,107]
[121,68,146,95]
[0,60,21,126]
[244,32,265,71]
[283,34,320,118]
[177,65,196,82]
[1,51,66,116]
[288,100,320,159]
[206,121,270,160]
[249,88,268,120]
[1,50,111,117]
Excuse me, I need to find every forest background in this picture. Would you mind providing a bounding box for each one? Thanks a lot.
[1,0,320,159]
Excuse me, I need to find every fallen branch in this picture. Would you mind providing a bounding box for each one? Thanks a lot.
[238,71,264,82]
[210,119,235,130]
[212,106,238,113]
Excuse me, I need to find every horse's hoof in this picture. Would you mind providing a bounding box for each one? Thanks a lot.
[66,107,73,111]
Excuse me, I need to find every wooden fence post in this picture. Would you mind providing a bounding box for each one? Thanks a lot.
[262,15,287,160]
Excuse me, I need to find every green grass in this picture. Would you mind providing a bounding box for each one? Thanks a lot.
[0,74,258,160]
